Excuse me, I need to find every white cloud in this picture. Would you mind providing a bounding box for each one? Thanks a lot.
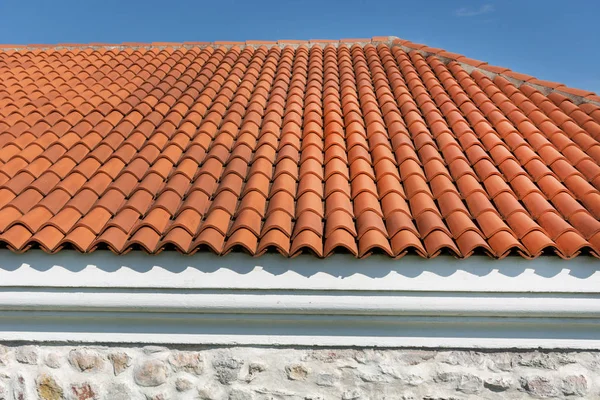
[455,4,495,17]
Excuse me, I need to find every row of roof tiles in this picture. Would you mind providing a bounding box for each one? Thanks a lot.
[2,36,598,104]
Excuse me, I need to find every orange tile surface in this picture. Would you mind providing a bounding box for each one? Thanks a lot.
[0,38,599,258]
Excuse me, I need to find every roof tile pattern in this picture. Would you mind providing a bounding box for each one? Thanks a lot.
[0,40,599,258]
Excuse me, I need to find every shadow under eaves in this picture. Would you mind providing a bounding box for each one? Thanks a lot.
[0,248,597,280]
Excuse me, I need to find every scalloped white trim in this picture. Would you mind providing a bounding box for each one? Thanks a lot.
[2,250,599,292]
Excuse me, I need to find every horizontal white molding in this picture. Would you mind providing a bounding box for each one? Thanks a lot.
[0,250,599,348]
[0,309,599,349]
[0,250,599,293]
[1,291,600,318]
[0,289,598,348]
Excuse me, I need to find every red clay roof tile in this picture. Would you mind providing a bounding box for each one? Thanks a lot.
[0,38,598,258]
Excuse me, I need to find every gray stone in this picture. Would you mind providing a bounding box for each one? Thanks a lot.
[378,364,400,378]
[15,346,38,365]
[488,352,513,372]
[435,372,483,394]
[0,346,9,366]
[303,349,348,363]
[68,349,104,372]
[352,349,383,365]
[396,373,425,386]
[316,373,337,387]
[436,372,461,384]
[245,362,266,382]
[108,352,131,375]
[379,364,424,386]
[574,352,600,372]
[484,377,513,392]
[228,388,254,400]
[397,350,435,365]
[358,371,392,383]
[253,387,297,397]
[342,389,362,400]
[45,353,62,369]
[213,356,243,385]
[145,394,167,400]
[457,375,483,394]
[36,374,63,400]
[439,351,485,368]
[285,364,309,381]
[13,373,26,400]
[515,352,575,370]
[0,382,6,400]
[133,359,168,387]
[142,346,169,354]
[197,382,226,400]
[174,377,193,392]
[585,352,600,371]
[69,382,97,400]
[561,374,588,396]
[520,376,561,398]
[105,383,135,400]
[168,351,203,375]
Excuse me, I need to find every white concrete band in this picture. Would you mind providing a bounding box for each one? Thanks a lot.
[0,250,598,348]
[1,291,600,318]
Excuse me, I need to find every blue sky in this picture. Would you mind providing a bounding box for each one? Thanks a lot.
[0,0,598,93]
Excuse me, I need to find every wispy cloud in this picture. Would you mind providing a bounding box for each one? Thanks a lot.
[455,4,495,17]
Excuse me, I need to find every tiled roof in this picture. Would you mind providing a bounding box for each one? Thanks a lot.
[0,37,600,259]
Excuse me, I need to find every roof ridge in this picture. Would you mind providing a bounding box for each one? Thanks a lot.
[0,36,397,51]
[0,35,597,105]
[391,38,600,106]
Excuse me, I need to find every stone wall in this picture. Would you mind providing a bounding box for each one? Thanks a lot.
[0,345,597,399]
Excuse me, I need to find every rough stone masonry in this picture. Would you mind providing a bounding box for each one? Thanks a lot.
[0,345,597,399]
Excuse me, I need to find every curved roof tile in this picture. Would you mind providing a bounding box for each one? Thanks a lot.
[0,37,598,258]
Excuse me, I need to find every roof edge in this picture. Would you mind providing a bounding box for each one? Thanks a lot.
[1,35,597,106]
[391,38,600,106]
[0,36,396,51]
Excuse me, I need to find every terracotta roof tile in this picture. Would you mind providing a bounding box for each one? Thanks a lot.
[0,38,598,258]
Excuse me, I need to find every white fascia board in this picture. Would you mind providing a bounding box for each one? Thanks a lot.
[0,250,599,348]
